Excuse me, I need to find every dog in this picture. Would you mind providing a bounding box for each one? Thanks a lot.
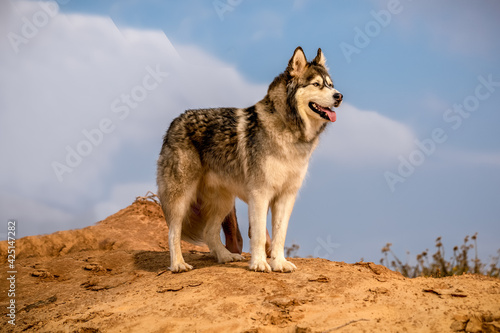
[157,47,343,272]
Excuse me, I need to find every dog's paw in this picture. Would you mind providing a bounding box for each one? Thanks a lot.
[169,262,193,273]
[218,252,245,264]
[249,258,271,273]
[270,258,297,273]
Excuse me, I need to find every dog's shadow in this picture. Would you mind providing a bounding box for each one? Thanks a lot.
[133,250,249,272]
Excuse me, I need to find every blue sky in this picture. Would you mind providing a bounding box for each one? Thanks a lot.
[1,0,499,265]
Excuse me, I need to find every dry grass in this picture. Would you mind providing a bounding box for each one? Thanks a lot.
[380,233,500,278]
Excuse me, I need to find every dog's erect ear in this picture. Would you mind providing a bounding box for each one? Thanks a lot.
[287,46,307,77]
[312,48,326,67]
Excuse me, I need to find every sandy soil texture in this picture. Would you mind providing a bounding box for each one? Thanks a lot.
[1,199,499,332]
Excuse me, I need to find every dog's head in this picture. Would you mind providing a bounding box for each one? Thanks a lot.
[285,47,343,123]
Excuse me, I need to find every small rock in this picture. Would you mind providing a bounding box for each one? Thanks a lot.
[465,316,483,333]
[295,326,312,333]
[483,321,500,333]
[453,314,470,322]
[83,264,111,273]
[308,275,330,283]
[31,270,59,280]
[369,287,390,294]
[450,320,466,332]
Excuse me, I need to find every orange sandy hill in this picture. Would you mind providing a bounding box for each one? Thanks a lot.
[0,195,207,264]
[1,197,499,332]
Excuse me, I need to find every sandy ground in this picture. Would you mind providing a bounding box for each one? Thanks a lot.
[1,199,499,333]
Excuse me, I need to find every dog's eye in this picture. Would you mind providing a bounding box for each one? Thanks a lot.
[312,82,320,87]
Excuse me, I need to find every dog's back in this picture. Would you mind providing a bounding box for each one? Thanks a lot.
[158,105,258,194]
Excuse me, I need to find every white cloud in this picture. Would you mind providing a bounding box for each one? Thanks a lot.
[316,103,416,167]
[0,1,268,236]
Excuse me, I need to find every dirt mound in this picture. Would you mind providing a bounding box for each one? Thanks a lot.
[0,198,207,263]
[1,200,499,332]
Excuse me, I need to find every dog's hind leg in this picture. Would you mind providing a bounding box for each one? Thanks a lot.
[157,147,201,273]
[202,191,245,264]
[163,183,198,273]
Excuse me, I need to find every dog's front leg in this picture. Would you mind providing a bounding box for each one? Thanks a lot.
[269,192,297,272]
[248,195,271,272]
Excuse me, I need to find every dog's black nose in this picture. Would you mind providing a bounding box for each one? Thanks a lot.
[333,92,343,102]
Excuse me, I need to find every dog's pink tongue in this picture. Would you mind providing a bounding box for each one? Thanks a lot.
[318,105,336,122]
[325,109,336,122]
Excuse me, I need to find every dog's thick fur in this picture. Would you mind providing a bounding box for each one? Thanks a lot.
[157,47,343,272]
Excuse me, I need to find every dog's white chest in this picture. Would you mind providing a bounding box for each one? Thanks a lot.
[263,155,309,193]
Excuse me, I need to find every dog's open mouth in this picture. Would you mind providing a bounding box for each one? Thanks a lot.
[309,102,336,122]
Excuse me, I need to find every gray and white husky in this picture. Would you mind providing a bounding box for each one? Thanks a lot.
[157,47,343,272]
